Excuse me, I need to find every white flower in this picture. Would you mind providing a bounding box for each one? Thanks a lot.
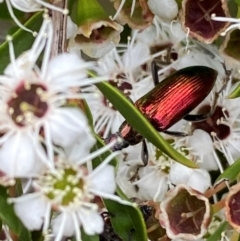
[86,39,155,138]
[0,18,101,177]
[174,129,220,171]
[116,143,169,201]
[174,43,225,73]
[193,79,240,166]
[135,19,187,79]
[136,19,186,47]
[11,141,131,241]
[3,0,68,35]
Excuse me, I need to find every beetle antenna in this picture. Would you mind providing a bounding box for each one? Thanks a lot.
[219,62,232,94]
[151,61,160,86]
[208,63,232,117]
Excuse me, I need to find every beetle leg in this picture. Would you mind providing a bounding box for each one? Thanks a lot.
[162,130,188,137]
[183,91,221,122]
[141,139,149,166]
[184,64,232,122]
[153,44,172,66]
[129,140,148,182]
[151,61,160,86]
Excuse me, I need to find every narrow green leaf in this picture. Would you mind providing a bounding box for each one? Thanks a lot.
[228,83,240,98]
[83,99,94,127]
[0,12,43,74]
[0,186,31,240]
[19,227,32,241]
[91,134,118,168]
[104,199,147,241]
[216,158,240,183]
[96,81,197,168]
[206,221,228,241]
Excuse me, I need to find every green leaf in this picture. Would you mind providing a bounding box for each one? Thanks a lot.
[83,99,94,127]
[72,0,108,26]
[228,0,238,17]
[206,221,228,241]
[0,12,43,74]
[175,0,183,9]
[81,230,99,241]
[96,81,197,168]
[104,199,147,241]
[0,2,24,19]
[31,230,44,241]
[229,83,240,98]
[216,158,240,183]
[235,0,240,6]
[91,134,118,168]
[0,186,31,240]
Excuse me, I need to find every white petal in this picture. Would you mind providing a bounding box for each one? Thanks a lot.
[47,108,91,148]
[122,142,142,161]
[187,130,213,156]
[110,112,124,134]
[46,53,88,88]
[65,135,96,164]
[200,152,219,171]
[14,194,47,230]
[187,169,211,193]
[116,159,140,198]
[89,165,116,194]
[122,42,150,71]
[4,51,37,80]
[81,41,116,59]
[67,16,78,40]
[147,0,178,22]
[52,212,75,237]
[137,167,168,201]
[78,208,104,235]
[0,133,45,177]
[169,162,193,185]
[135,25,158,45]
[10,0,41,12]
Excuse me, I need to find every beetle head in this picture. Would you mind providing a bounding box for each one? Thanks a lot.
[104,132,129,151]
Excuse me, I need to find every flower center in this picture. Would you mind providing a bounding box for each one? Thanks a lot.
[40,164,92,207]
[7,82,48,127]
[103,75,133,110]
[192,105,230,140]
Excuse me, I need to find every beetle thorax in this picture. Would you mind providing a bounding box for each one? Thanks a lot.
[119,121,143,146]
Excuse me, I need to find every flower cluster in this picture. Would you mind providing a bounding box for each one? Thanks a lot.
[1,0,240,241]
[0,16,131,241]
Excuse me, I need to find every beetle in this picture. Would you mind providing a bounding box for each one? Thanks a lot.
[104,61,230,165]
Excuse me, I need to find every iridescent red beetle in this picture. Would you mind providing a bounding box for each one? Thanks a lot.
[105,62,230,164]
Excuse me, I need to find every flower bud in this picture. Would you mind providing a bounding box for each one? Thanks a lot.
[69,0,123,58]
